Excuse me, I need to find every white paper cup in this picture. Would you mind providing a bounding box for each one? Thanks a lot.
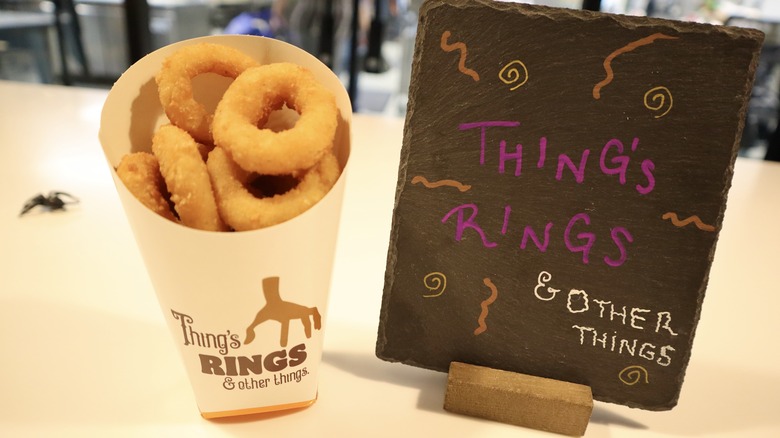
[99,35,351,418]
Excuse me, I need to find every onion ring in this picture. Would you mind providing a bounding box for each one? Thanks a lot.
[212,63,338,175]
[207,147,340,231]
[153,124,228,231]
[116,152,177,222]
[155,43,259,144]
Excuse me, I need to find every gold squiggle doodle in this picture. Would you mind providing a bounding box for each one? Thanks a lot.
[499,60,529,91]
[593,33,678,100]
[619,365,650,385]
[411,175,471,192]
[662,212,716,232]
[644,86,673,118]
[474,278,499,336]
[440,30,480,82]
[423,272,447,298]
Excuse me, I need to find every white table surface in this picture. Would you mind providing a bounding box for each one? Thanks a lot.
[1,80,779,437]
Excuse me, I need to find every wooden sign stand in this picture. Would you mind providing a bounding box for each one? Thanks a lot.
[444,362,593,436]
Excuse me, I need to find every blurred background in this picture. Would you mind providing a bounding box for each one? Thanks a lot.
[2,0,779,160]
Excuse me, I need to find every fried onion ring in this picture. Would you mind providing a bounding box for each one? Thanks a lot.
[212,63,338,175]
[116,152,177,222]
[155,43,259,144]
[153,124,228,231]
[207,147,340,231]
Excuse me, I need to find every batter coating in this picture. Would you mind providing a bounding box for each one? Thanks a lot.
[153,124,228,231]
[155,42,259,144]
[212,63,338,175]
[207,147,340,231]
[116,152,177,222]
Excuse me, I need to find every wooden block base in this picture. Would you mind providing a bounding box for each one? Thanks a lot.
[444,362,593,436]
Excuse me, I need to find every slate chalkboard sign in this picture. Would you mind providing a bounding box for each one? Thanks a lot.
[377,0,763,410]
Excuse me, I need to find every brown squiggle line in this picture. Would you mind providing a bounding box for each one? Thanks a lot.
[474,278,498,336]
[662,212,716,232]
[592,33,678,100]
[440,30,480,82]
[411,175,471,192]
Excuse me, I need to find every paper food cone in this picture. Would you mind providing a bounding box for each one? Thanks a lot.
[99,35,351,418]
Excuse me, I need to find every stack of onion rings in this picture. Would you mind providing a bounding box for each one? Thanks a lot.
[116,43,342,232]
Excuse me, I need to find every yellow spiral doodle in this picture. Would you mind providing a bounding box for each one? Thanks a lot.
[499,60,529,91]
[619,365,650,385]
[423,272,447,298]
[644,86,673,118]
